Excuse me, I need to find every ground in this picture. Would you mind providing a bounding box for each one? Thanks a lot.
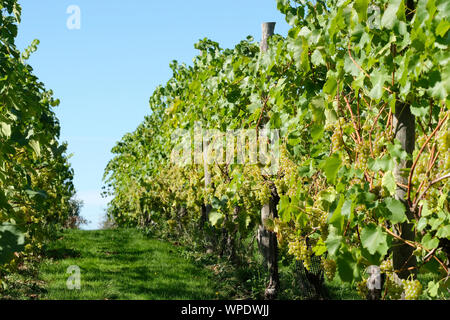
[38,228,219,300]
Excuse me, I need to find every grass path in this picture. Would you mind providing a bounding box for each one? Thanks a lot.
[39,228,218,300]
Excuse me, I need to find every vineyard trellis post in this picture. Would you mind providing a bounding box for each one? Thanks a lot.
[256,21,280,300]
[392,102,417,279]
[391,0,418,281]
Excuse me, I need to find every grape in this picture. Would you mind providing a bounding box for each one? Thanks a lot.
[385,273,403,300]
[355,142,370,170]
[372,131,388,156]
[256,182,271,206]
[379,261,406,300]
[331,129,344,152]
[322,258,336,281]
[287,238,311,271]
[402,278,422,300]
[356,279,368,299]
[274,146,300,198]
[380,259,393,274]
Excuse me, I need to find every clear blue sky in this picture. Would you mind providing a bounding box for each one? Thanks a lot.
[15,0,290,230]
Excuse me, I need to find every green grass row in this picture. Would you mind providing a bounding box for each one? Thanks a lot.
[37,228,219,300]
[3,227,442,300]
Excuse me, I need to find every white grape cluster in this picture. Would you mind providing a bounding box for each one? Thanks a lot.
[379,259,393,273]
[379,259,423,300]
[242,164,270,207]
[329,117,353,153]
[436,113,449,170]
[355,142,370,170]
[356,279,368,298]
[287,238,311,271]
[272,218,291,245]
[321,258,337,281]
[385,275,404,300]
[402,278,422,300]
[255,182,271,206]
[380,259,403,300]
[331,129,344,152]
[372,129,391,157]
[308,206,328,235]
[274,146,299,198]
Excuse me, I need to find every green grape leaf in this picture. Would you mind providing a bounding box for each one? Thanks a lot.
[360,224,388,256]
[436,225,450,239]
[329,195,345,233]
[323,75,338,97]
[369,69,390,100]
[310,124,324,142]
[426,280,440,297]
[417,217,428,232]
[336,246,358,283]
[384,197,407,224]
[325,227,342,257]
[311,49,325,66]
[368,155,394,172]
[341,199,353,221]
[354,0,369,22]
[382,170,396,196]
[435,19,450,37]
[421,201,433,217]
[0,223,26,264]
[278,195,292,222]
[312,238,327,256]
[320,153,341,185]
[381,0,402,29]
[208,210,223,227]
[421,234,439,250]
[29,139,41,157]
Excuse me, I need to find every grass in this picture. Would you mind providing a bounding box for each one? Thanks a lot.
[37,228,219,300]
[2,227,445,300]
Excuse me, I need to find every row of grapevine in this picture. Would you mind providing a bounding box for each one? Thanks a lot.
[0,0,78,288]
[103,0,449,299]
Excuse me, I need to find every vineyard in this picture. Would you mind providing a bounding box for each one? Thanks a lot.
[0,0,81,292]
[2,0,450,301]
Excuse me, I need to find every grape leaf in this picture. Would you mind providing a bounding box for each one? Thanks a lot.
[361,224,388,256]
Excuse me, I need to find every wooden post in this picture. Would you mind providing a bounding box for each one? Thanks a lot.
[260,22,275,52]
[392,0,417,280]
[392,101,417,279]
[256,22,280,300]
[201,134,213,246]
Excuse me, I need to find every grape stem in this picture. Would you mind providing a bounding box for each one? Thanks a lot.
[343,95,362,144]
[256,95,269,138]
[382,226,449,274]
[413,172,450,211]
[413,148,440,208]
[347,41,392,94]
[407,113,448,202]
[368,102,388,156]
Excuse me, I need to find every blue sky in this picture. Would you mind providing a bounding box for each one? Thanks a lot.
[15,0,290,229]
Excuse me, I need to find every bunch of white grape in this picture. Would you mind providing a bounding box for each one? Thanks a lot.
[355,142,370,170]
[436,113,449,170]
[287,238,311,271]
[356,279,368,299]
[331,129,344,152]
[385,274,404,300]
[321,258,336,281]
[402,278,422,300]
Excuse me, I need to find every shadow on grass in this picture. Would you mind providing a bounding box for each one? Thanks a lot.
[45,248,81,260]
[38,229,218,300]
